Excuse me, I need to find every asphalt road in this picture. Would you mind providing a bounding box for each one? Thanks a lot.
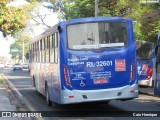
[1,68,160,120]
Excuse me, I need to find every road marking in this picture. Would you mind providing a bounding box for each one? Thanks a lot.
[14,85,32,87]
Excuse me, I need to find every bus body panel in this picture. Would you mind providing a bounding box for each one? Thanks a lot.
[58,17,138,103]
[60,48,136,90]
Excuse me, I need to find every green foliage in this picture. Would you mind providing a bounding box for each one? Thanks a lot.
[63,0,94,19]
[10,30,32,60]
[133,22,146,40]
[62,0,141,19]
[0,79,4,85]
[0,0,28,37]
[139,3,160,43]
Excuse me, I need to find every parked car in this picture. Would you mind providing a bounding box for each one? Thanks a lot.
[0,63,5,69]
[5,64,12,68]
[13,63,22,70]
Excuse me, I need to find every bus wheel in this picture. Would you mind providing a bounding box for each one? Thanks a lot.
[46,85,52,106]
[32,76,36,87]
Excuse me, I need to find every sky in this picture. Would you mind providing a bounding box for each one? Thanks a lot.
[0,0,59,58]
[0,33,14,58]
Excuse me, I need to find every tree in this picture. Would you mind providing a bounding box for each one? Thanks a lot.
[20,0,60,31]
[10,29,32,61]
[139,3,160,43]
[0,0,28,37]
[10,42,22,61]
[61,0,141,19]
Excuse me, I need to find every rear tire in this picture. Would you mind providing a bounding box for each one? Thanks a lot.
[46,85,52,106]
[32,77,36,87]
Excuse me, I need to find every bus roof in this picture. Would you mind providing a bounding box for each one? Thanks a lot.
[64,16,131,24]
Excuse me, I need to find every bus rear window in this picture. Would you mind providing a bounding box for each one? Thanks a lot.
[67,22,128,50]
[136,41,153,60]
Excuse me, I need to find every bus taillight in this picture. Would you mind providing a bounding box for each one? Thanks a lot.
[146,67,153,80]
[130,61,136,81]
[63,66,71,87]
[130,65,133,79]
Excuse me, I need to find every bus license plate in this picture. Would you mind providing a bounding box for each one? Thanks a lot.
[94,78,108,84]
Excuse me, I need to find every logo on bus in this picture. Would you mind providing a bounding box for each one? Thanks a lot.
[142,64,148,71]
[115,60,126,71]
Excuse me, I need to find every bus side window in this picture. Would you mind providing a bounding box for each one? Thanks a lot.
[50,34,54,63]
[34,43,36,62]
[55,32,58,64]
[40,39,42,63]
[45,37,49,63]
[38,41,40,63]
[42,38,45,63]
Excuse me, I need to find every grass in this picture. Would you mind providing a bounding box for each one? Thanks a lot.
[0,78,4,85]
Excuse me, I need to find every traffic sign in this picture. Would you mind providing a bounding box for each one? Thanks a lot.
[10,48,19,53]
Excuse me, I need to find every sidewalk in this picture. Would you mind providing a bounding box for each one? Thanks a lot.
[0,74,24,120]
[0,85,17,111]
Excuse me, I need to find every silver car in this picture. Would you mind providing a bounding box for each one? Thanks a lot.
[13,63,22,71]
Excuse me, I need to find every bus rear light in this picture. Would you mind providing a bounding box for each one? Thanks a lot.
[130,61,136,81]
[130,90,135,93]
[63,66,72,87]
[146,67,153,80]
[130,65,133,79]
[69,96,74,98]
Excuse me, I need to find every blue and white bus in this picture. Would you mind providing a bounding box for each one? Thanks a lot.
[136,40,155,87]
[154,32,160,96]
[29,17,138,106]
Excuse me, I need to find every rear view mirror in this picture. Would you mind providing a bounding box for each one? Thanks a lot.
[58,26,62,33]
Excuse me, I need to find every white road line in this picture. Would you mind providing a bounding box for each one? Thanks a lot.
[14,85,32,87]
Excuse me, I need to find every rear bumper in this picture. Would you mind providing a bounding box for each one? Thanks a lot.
[61,84,138,104]
[138,78,153,87]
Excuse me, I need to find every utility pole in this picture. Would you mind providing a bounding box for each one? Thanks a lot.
[95,0,99,17]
